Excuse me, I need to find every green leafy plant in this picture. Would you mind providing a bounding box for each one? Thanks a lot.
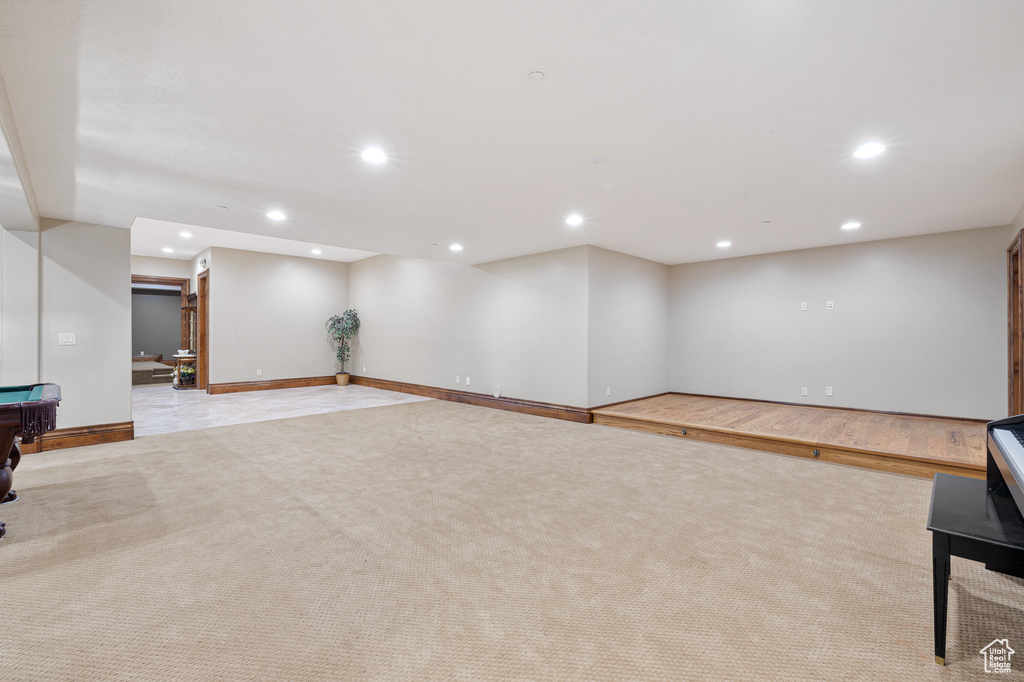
[325,309,360,374]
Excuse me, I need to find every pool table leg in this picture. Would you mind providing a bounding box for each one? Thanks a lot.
[0,440,18,505]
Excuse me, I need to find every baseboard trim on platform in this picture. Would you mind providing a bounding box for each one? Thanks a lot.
[350,376,591,423]
[20,421,135,454]
[207,376,336,394]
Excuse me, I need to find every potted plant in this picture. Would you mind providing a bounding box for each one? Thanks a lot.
[325,309,360,385]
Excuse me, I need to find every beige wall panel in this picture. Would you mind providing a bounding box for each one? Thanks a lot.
[40,221,132,428]
[349,247,589,407]
[669,225,1016,420]
[587,246,669,406]
[1,228,40,385]
[206,248,349,384]
[131,255,192,280]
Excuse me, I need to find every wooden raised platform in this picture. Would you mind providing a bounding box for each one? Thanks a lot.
[592,394,987,479]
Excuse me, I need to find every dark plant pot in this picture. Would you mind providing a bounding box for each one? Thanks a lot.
[336,373,350,386]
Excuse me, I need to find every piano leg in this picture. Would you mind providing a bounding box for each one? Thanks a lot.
[933,532,951,665]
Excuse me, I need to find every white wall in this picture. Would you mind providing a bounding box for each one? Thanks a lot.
[131,255,191,280]
[669,224,1016,419]
[587,246,669,406]
[349,247,590,407]
[0,228,40,385]
[207,247,348,384]
[40,220,132,428]
[190,248,211,293]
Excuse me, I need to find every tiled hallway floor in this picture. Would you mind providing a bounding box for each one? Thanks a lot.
[132,383,431,437]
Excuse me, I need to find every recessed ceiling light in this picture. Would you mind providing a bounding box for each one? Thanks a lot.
[311,248,322,255]
[566,214,584,226]
[842,221,862,230]
[716,241,731,248]
[162,247,174,254]
[853,142,886,159]
[361,147,388,164]
[267,210,286,221]
[179,231,192,238]
[450,244,463,252]
[528,71,545,81]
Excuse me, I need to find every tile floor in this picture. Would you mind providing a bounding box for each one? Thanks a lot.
[132,383,431,437]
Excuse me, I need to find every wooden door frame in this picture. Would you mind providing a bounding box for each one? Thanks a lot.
[131,274,190,350]
[198,269,210,391]
[1009,231,1023,416]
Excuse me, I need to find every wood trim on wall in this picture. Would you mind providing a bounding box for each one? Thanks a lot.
[668,391,990,424]
[19,421,135,454]
[1009,229,1023,416]
[589,392,672,412]
[350,376,592,423]
[207,375,337,394]
[197,269,209,391]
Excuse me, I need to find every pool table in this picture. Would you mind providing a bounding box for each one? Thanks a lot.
[0,383,61,539]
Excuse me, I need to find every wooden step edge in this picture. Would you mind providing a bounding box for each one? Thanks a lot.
[593,413,984,479]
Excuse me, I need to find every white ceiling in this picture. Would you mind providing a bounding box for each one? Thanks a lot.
[1,1,1023,265]
[131,217,376,263]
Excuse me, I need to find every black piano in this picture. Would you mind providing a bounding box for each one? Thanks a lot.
[927,414,1024,665]
[987,414,1024,518]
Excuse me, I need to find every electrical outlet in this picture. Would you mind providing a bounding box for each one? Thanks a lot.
[456,376,460,384]
[363,366,367,373]
[800,302,807,311]
[606,387,611,397]
[826,386,834,396]
[826,300,834,310]
[466,376,471,386]
[801,387,808,396]
[257,369,262,377]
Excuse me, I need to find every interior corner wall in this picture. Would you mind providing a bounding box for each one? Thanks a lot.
[348,247,590,407]
[669,224,1016,420]
[586,246,669,406]
[40,221,132,428]
[205,248,349,384]
[131,255,192,280]
[190,248,211,294]
[0,227,40,385]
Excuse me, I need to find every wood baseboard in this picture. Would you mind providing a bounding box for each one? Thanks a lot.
[350,376,592,423]
[207,375,337,394]
[19,421,135,454]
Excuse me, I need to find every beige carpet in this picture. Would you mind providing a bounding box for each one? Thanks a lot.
[2,399,1022,680]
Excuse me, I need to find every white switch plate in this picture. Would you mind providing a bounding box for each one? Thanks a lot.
[256,369,262,376]
[58,332,77,346]
[826,386,834,396]
[363,366,367,373]
[801,387,808,396]
[800,302,807,311]
[466,376,471,386]
[826,300,834,310]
